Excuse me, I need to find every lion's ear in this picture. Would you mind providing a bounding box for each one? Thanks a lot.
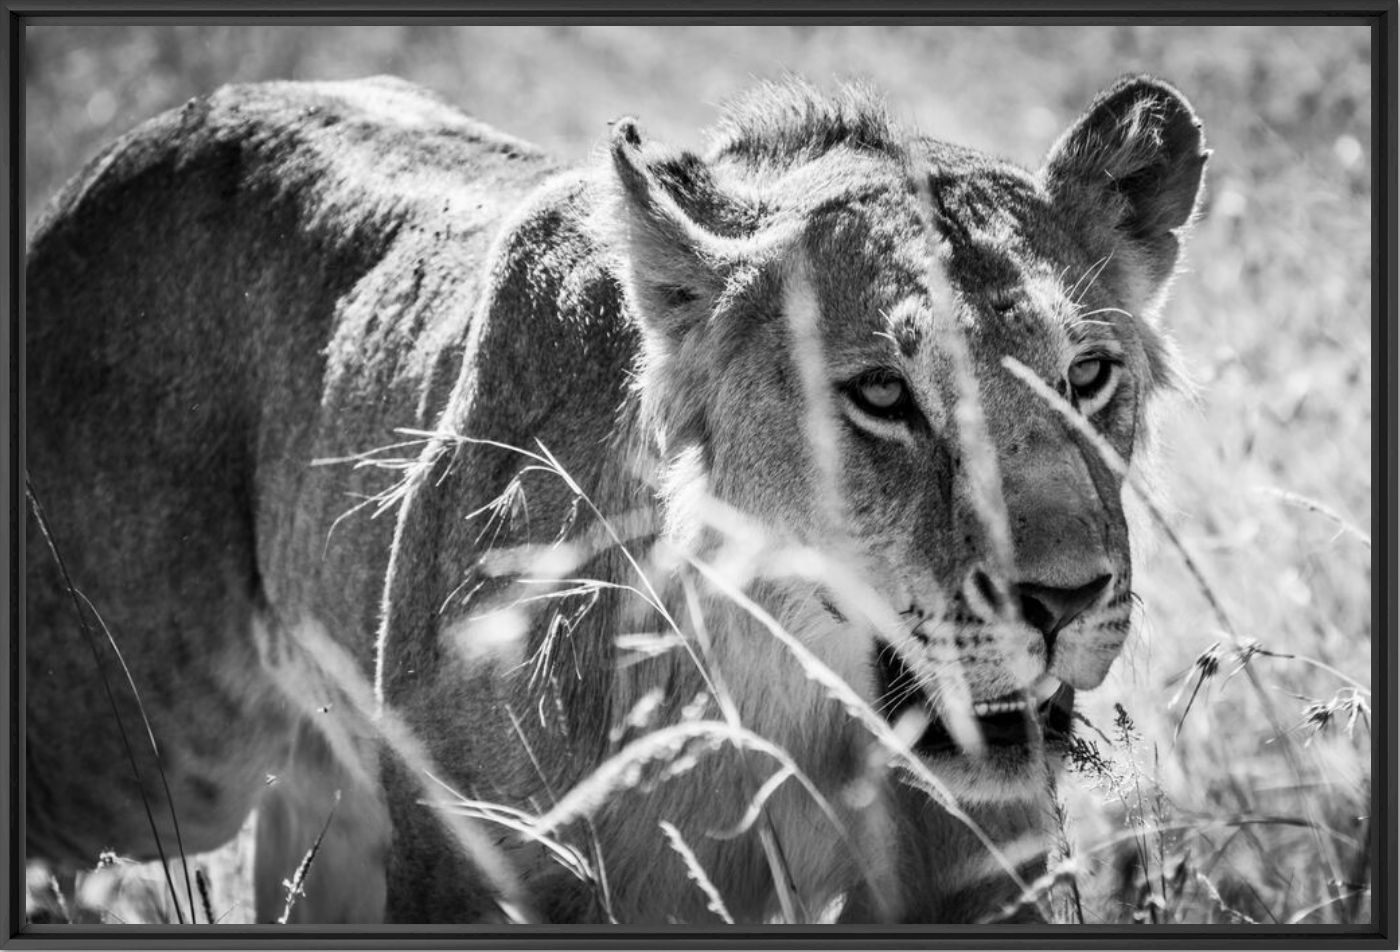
[608,118,738,342]
[1041,77,1208,310]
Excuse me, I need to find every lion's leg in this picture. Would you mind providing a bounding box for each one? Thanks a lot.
[24,511,279,895]
[253,720,389,924]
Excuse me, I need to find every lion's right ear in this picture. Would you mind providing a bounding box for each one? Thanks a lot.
[1041,77,1208,313]
[608,118,738,343]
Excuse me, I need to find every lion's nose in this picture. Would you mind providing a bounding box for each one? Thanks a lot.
[1015,574,1113,654]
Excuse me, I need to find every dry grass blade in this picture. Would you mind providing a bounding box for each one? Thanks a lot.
[1254,486,1370,548]
[311,435,448,556]
[911,172,1020,760]
[1193,871,1257,924]
[707,765,798,841]
[942,321,1016,579]
[533,720,830,841]
[25,476,194,923]
[1048,794,1086,924]
[911,172,1015,581]
[1239,643,1370,696]
[1285,887,1370,925]
[659,821,736,924]
[195,868,215,925]
[1170,643,1222,744]
[422,778,596,888]
[783,249,845,533]
[277,790,340,925]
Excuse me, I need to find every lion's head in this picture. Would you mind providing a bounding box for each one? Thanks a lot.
[601,76,1206,802]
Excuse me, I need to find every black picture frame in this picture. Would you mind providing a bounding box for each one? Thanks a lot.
[3,3,1394,949]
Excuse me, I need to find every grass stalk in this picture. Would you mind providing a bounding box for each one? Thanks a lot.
[659,821,736,924]
[25,476,194,923]
[276,791,340,925]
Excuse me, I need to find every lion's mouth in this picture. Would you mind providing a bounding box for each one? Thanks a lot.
[873,640,1075,756]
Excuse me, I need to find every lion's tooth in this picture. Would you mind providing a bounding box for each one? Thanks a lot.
[1033,675,1063,704]
[973,698,1028,717]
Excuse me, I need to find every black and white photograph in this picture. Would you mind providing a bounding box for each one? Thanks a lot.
[12,12,1387,939]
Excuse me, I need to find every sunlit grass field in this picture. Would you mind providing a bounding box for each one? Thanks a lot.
[23,23,1373,927]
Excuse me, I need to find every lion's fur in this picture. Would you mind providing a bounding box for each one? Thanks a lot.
[25,74,1205,924]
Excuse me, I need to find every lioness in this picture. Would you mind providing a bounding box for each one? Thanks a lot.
[25,74,1205,924]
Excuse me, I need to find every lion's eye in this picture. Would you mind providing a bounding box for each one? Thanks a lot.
[859,378,905,409]
[1065,355,1121,415]
[1068,357,1107,391]
[846,372,912,420]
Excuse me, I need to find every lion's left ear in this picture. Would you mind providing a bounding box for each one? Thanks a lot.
[1041,76,1208,311]
[608,118,744,345]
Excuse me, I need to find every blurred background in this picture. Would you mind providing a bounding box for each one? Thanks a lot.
[24,23,1373,926]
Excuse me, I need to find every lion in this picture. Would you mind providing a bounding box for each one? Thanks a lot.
[24,73,1206,924]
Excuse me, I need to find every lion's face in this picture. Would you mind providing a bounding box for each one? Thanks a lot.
[609,78,1206,799]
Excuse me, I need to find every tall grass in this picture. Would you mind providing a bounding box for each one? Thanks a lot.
[31,407,1368,924]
